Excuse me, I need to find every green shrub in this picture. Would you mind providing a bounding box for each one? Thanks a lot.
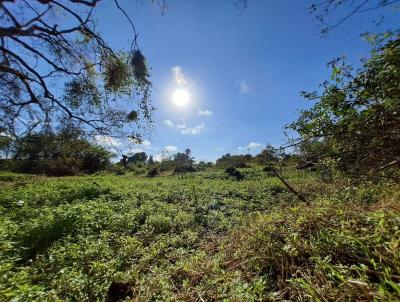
[145,214,173,234]
[225,166,244,180]
[111,165,126,175]
[147,166,159,178]
[43,157,81,176]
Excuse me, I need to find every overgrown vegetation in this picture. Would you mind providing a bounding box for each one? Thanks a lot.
[0,1,399,301]
[289,33,400,181]
[0,126,111,176]
[0,168,398,301]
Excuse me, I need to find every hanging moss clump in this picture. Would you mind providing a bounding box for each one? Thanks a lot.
[131,50,149,84]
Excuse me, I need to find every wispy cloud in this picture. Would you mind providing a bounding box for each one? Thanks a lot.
[247,142,263,149]
[163,119,205,135]
[171,65,187,86]
[237,142,263,151]
[163,119,174,127]
[128,138,151,148]
[198,109,213,116]
[131,147,144,153]
[94,135,120,147]
[141,140,151,147]
[180,123,205,135]
[176,123,186,129]
[164,145,178,152]
[154,153,163,162]
[236,79,249,94]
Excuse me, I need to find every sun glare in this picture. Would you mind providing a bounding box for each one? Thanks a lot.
[172,88,190,107]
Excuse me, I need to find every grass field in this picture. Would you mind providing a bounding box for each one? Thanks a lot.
[0,168,399,301]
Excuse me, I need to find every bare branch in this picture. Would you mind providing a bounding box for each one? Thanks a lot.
[0,0,153,138]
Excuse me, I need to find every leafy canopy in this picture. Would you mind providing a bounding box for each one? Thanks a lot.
[289,33,400,179]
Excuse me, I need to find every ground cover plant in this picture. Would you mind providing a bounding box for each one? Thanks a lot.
[0,167,398,301]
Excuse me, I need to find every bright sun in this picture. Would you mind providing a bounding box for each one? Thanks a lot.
[172,88,190,107]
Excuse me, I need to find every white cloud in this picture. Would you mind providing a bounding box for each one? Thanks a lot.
[237,79,249,94]
[237,142,263,152]
[180,123,205,135]
[141,140,151,147]
[131,147,144,154]
[154,153,163,162]
[176,123,186,129]
[94,135,120,147]
[247,142,263,149]
[164,145,178,152]
[163,119,205,135]
[163,119,174,127]
[171,65,187,86]
[198,109,213,116]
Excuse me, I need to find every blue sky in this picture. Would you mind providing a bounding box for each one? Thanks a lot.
[94,0,398,162]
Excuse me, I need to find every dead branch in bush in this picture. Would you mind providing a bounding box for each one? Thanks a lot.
[347,267,400,283]
[264,166,307,203]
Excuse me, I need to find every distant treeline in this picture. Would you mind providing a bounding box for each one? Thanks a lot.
[0,128,294,177]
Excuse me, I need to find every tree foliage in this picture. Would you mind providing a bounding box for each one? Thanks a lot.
[127,152,148,164]
[216,153,252,168]
[3,126,111,175]
[289,34,400,179]
[0,0,153,140]
[173,148,195,173]
[256,144,279,163]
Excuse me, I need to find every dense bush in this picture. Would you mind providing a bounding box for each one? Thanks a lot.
[173,164,196,174]
[147,166,159,177]
[196,161,213,171]
[289,36,400,180]
[225,166,244,180]
[110,164,126,176]
[42,157,82,176]
[1,130,111,176]
[216,153,250,168]
[158,158,175,172]
[157,149,196,174]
